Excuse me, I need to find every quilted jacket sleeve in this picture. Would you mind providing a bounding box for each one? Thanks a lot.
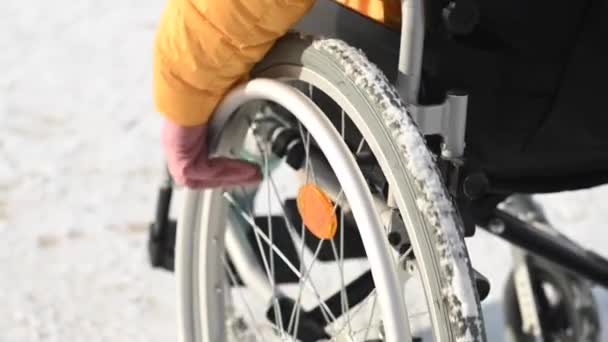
[153,0,315,126]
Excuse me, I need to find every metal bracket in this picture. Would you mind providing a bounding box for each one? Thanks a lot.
[384,188,409,255]
[408,91,469,160]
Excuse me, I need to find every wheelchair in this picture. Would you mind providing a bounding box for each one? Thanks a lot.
[147,0,608,341]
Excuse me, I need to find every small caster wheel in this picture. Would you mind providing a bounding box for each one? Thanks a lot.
[503,258,600,342]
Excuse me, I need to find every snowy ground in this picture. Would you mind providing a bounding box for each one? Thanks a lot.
[0,0,606,341]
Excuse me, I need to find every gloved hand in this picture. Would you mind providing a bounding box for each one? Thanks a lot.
[162,119,262,189]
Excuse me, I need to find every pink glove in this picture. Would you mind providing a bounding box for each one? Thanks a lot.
[162,119,262,189]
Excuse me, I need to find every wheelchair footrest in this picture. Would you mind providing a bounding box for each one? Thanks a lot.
[148,219,177,272]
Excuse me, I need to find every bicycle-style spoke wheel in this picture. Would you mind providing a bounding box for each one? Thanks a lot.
[175,34,486,342]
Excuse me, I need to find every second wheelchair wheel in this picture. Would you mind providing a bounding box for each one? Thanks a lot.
[504,257,600,342]
[175,33,486,342]
[500,195,600,342]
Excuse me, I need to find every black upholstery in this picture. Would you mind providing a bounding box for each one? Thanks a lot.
[296,0,608,193]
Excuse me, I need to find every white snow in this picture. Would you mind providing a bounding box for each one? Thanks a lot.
[1,0,174,341]
[0,1,606,341]
[468,188,608,341]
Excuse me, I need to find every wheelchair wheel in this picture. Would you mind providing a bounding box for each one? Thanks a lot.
[175,33,485,342]
[504,257,600,342]
[500,195,600,342]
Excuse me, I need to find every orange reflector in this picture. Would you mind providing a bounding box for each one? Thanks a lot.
[297,184,338,240]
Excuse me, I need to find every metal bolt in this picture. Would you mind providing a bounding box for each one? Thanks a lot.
[404,260,416,274]
[234,317,247,332]
[387,232,401,246]
[488,218,505,235]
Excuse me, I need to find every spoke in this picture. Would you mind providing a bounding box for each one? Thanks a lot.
[305,83,318,183]
[330,239,352,335]
[362,292,378,341]
[223,259,267,341]
[302,123,312,184]
[340,108,345,139]
[298,124,310,172]
[355,137,366,156]
[339,195,346,316]
[266,175,299,232]
[298,123,318,184]
[349,323,383,339]
[409,310,431,318]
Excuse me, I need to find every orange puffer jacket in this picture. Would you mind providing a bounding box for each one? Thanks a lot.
[153,0,397,126]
